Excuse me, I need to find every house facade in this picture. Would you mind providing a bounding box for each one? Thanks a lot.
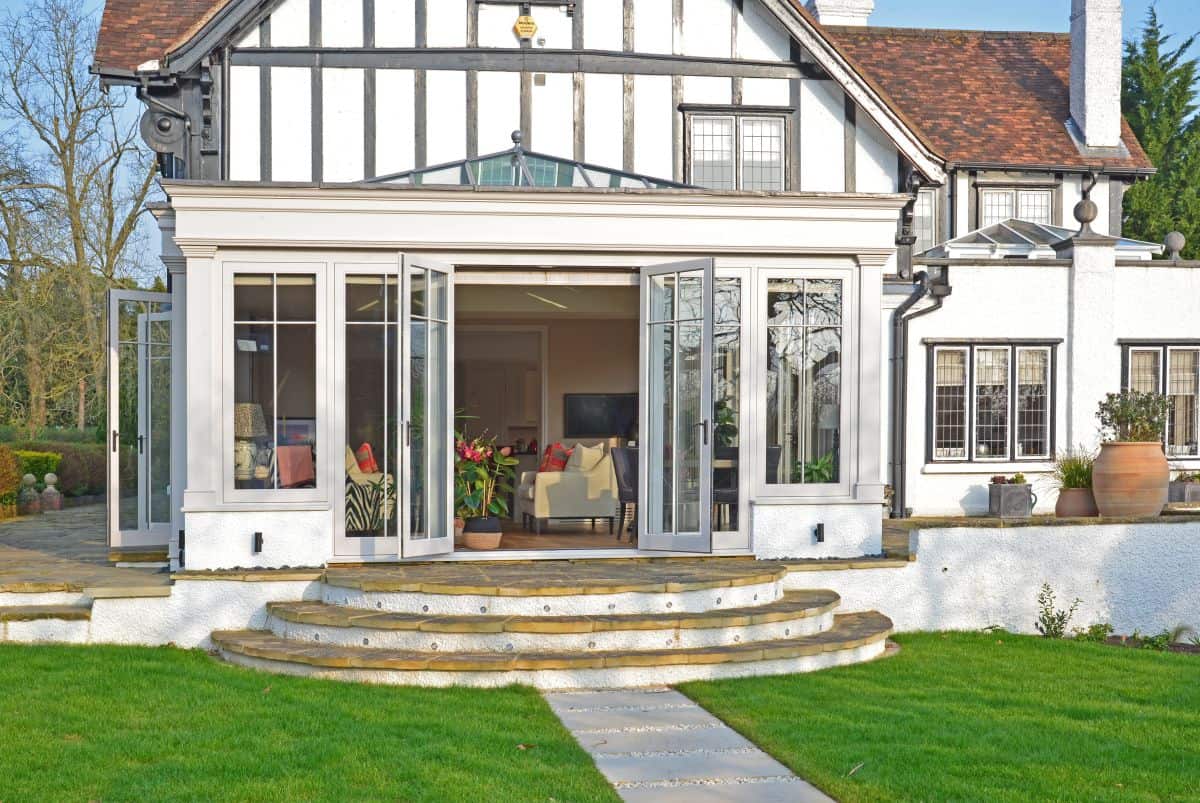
[94,0,1190,574]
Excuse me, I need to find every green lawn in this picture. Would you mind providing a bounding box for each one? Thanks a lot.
[680,632,1200,802]
[0,644,616,803]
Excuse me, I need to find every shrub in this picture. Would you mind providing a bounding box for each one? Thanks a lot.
[15,450,62,483]
[0,425,102,444]
[0,445,20,505]
[1073,622,1113,643]
[1096,391,1170,442]
[1035,583,1081,639]
[1053,447,1095,490]
[9,441,105,496]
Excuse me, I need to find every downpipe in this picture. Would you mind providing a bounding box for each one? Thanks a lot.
[889,270,950,519]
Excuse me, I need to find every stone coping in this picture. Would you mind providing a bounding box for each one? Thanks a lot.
[781,557,909,571]
[212,611,892,671]
[0,604,91,621]
[266,590,840,634]
[172,569,324,582]
[886,511,1200,531]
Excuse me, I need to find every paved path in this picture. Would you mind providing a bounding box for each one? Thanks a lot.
[545,687,832,802]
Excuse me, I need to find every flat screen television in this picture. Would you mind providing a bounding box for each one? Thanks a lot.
[563,393,638,440]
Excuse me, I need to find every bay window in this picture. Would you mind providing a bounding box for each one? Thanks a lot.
[929,342,1056,462]
[1123,344,1200,457]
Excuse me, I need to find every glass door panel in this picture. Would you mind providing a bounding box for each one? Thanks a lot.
[401,257,454,557]
[639,259,714,553]
[108,290,172,548]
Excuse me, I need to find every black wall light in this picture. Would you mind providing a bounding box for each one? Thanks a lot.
[252,532,263,554]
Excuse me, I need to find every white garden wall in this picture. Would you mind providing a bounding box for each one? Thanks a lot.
[784,521,1200,635]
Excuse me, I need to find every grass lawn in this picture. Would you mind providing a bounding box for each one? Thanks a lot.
[0,644,616,802]
[680,632,1200,802]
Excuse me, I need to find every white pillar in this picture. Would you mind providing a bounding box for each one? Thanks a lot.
[153,208,189,569]
[1055,206,1119,451]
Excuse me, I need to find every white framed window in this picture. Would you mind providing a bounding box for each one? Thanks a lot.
[913,188,938,253]
[687,113,787,191]
[224,261,328,502]
[979,188,1054,227]
[928,342,1057,463]
[1123,344,1200,457]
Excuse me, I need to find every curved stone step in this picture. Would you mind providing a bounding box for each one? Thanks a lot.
[211,611,893,690]
[266,590,840,653]
[321,559,787,616]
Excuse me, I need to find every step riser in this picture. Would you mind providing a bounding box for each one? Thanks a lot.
[217,637,889,690]
[265,610,835,654]
[321,580,784,617]
[1,619,90,644]
[0,592,88,606]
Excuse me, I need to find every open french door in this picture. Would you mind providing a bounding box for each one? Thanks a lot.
[638,259,715,553]
[107,290,173,548]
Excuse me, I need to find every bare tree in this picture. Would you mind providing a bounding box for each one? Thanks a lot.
[0,0,156,431]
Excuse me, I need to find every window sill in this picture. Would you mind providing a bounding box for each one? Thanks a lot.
[923,461,1053,475]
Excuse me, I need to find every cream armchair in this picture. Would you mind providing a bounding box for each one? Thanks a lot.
[344,446,395,534]
[515,443,618,534]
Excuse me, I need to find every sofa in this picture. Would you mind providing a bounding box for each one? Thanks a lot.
[344,446,395,534]
[515,442,619,534]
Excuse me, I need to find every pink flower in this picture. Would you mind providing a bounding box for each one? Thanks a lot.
[500,446,512,457]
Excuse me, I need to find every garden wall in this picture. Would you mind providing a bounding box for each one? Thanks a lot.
[783,520,1200,636]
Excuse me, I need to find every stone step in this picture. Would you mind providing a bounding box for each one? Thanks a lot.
[266,590,840,653]
[321,559,787,616]
[211,611,893,690]
[0,604,92,644]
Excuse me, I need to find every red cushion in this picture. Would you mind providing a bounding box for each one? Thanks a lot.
[355,442,380,473]
[538,443,572,472]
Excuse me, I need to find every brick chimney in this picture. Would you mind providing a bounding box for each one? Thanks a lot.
[1069,0,1123,149]
[806,0,874,27]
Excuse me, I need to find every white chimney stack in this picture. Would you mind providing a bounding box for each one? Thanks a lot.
[1070,0,1123,149]
[806,0,875,27]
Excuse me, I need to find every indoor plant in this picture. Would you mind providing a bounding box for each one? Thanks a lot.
[454,433,518,550]
[1168,470,1200,504]
[1093,391,1170,517]
[1052,447,1098,517]
[988,473,1036,519]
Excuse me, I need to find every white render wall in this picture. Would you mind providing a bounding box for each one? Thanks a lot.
[785,522,1200,636]
[752,502,882,558]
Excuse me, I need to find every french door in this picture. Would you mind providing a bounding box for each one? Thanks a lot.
[639,259,715,553]
[334,256,454,559]
[107,290,173,548]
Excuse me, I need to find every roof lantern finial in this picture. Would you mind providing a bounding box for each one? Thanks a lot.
[511,130,523,148]
[1074,172,1099,235]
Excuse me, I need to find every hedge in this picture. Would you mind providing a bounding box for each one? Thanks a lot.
[8,442,105,497]
[15,451,62,485]
[0,445,19,505]
[0,425,103,444]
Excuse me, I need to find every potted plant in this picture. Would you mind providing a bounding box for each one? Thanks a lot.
[988,473,1036,519]
[1093,391,1170,517]
[454,433,518,550]
[1169,470,1200,504]
[1052,447,1098,517]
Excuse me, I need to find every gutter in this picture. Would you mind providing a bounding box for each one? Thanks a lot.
[889,269,951,519]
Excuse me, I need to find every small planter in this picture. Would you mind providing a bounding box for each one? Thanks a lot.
[1054,488,1099,518]
[1092,442,1168,517]
[1168,481,1200,504]
[462,516,502,550]
[988,483,1036,520]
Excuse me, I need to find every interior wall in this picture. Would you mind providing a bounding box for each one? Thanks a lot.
[456,316,639,448]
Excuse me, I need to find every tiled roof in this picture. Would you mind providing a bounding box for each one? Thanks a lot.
[94,0,227,73]
[824,26,1153,173]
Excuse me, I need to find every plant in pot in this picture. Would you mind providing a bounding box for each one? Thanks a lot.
[1093,391,1170,517]
[988,473,1036,520]
[454,433,518,550]
[1052,447,1098,518]
[1168,469,1200,504]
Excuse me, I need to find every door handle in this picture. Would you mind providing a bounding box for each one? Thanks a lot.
[405,421,413,446]
[696,420,709,446]
[112,429,119,453]
[138,435,145,455]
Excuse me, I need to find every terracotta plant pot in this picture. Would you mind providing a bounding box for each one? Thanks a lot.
[462,516,502,550]
[1092,442,1169,517]
[1054,487,1099,518]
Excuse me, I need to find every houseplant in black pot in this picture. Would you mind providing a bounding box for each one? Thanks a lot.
[455,433,518,550]
[988,473,1036,520]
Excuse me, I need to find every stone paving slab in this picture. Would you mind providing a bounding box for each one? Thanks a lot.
[544,687,833,803]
